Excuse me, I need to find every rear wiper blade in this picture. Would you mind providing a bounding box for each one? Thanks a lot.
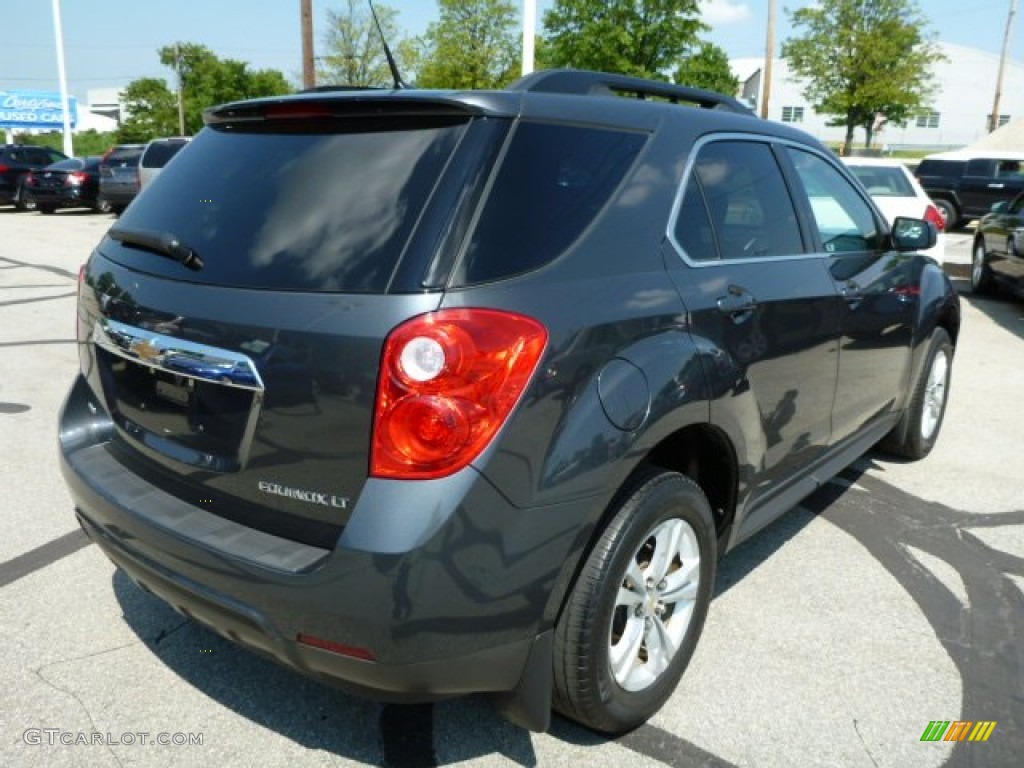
[107,226,204,271]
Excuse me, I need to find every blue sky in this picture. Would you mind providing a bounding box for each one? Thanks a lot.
[1,0,1019,104]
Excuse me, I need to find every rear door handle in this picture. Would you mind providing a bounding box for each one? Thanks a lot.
[717,286,757,318]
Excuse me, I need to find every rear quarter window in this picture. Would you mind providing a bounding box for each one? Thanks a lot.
[916,160,964,179]
[454,122,647,284]
[142,141,188,168]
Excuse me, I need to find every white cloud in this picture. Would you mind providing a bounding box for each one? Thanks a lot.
[700,0,753,25]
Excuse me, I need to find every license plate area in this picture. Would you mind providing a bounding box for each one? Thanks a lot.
[96,348,259,471]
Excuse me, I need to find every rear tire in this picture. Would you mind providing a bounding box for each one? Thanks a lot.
[879,327,953,460]
[19,189,37,212]
[37,205,56,215]
[553,469,716,734]
[971,238,995,295]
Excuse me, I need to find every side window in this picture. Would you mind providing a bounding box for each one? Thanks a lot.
[965,158,995,177]
[786,148,881,253]
[996,159,1023,178]
[458,123,646,284]
[672,179,718,261]
[687,141,804,260]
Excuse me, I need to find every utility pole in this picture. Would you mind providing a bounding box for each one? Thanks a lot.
[51,0,73,156]
[761,0,777,120]
[175,43,186,136]
[990,0,1019,132]
[522,0,537,76]
[301,0,315,89]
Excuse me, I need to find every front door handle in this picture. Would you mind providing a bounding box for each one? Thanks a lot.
[840,280,863,308]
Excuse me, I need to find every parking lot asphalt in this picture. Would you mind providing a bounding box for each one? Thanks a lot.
[1,211,1021,768]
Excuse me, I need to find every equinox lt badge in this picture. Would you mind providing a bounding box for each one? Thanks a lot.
[257,481,349,509]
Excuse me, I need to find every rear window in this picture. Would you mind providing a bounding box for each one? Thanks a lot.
[847,165,915,197]
[104,121,467,293]
[455,122,646,284]
[105,148,143,167]
[141,140,189,168]
[48,158,85,171]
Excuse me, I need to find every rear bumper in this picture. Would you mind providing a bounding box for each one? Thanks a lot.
[59,374,597,720]
[29,188,95,207]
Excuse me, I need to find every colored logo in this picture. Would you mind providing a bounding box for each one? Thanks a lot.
[920,721,997,742]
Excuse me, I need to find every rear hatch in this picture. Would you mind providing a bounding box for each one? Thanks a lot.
[78,97,510,547]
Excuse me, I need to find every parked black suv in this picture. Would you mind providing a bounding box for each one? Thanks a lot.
[0,144,67,209]
[59,71,959,735]
[916,150,1024,227]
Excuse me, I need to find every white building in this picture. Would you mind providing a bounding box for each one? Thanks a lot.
[734,42,1024,151]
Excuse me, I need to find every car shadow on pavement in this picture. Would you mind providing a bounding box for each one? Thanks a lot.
[951,276,1024,342]
[110,461,1022,768]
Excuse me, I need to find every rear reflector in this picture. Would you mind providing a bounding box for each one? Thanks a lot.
[296,633,375,661]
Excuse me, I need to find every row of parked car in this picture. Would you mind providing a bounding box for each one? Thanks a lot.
[0,137,189,215]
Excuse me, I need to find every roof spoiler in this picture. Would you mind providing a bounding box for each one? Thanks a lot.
[509,69,754,116]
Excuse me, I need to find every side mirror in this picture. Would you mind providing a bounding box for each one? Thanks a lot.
[990,200,1009,215]
[892,216,938,252]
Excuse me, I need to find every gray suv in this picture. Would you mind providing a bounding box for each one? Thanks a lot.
[60,71,959,734]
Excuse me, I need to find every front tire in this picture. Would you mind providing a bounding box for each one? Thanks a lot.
[971,238,994,295]
[37,205,56,215]
[553,469,716,734]
[879,327,953,460]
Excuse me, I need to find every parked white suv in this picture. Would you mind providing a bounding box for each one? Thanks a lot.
[138,137,191,190]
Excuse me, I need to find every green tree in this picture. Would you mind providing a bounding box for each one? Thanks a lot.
[417,0,519,89]
[117,44,292,142]
[317,0,414,87]
[674,42,739,95]
[116,78,178,142]
[782,0,943,154]
[543,0,705,80]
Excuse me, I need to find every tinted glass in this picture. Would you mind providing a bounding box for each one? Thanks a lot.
[787,148,880,253]
[457,122,646,283]
[105,121,466,293]
[48,158,85,171]
[672,179,718,261]
[142,141,188,168]
[847,165,915,197]
[692,141,803,260]
[916,160,964,178]
[106,148,143,167]
[965,159,996,176]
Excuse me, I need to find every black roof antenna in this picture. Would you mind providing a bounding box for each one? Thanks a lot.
[368,0,408,89]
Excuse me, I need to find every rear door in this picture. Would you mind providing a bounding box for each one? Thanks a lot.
[665,137,843,519]
[986,192,1024,288]
[960,158,1024,216]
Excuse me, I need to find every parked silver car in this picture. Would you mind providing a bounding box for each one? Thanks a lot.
[137,137,190,190]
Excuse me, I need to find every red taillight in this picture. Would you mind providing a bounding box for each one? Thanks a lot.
[0,163,9,173]
[371,309,548,480]
[68,171,89,185]
[265,102,332,120]
[925,204,945,232]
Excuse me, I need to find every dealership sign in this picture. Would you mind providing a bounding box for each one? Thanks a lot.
[0,90,77,129]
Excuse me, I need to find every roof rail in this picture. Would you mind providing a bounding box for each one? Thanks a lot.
[508,69,754,116]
